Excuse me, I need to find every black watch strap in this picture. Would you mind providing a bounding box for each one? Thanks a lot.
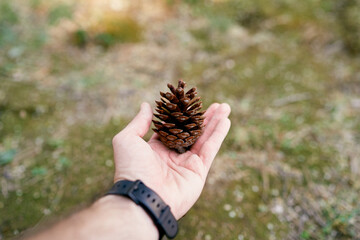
[106,180,178,239]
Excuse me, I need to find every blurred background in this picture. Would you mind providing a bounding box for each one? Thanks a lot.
[1,0,360,239]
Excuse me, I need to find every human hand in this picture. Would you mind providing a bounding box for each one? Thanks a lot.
[112,102,231,219]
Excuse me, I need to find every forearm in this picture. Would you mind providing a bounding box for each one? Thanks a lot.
[28,195,158,240]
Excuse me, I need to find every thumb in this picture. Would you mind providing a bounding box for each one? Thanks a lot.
[123,102,153,137]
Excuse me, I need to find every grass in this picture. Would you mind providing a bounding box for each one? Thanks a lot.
[1,0,360,239]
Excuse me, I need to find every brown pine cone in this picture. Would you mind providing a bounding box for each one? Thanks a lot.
[153,80,205,153]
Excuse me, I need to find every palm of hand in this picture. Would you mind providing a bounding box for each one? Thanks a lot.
[112,103,231,219]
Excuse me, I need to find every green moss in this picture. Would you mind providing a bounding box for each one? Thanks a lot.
[0,2,18,25]
[48,3,73,25]
[70,14,143,48]
[334,0,360,54]
[179,169,286,239]
[94,15,142,47]
[70,29,89,48]
[0,2,19,47]
[0,113,128,238]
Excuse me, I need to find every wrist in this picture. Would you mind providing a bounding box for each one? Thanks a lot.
[106,179,179,239]
[95,195,159,240]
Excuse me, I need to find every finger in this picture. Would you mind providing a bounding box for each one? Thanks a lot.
[203,103,220,125]
[199,117,231,169]
[189,103,221,153]
[121,102,153,137]
[191,103,231,154]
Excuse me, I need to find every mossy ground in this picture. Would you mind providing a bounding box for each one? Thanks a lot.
[1,0,360,239]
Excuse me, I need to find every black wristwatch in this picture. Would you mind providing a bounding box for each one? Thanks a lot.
[106,180,178,239]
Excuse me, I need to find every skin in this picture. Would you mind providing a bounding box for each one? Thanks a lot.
[27,102,231,240]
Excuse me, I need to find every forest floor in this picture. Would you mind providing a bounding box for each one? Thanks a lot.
[1,0,360,239]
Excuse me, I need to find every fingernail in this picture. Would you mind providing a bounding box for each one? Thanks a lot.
[140,102,148,109]
[222,103,231,111]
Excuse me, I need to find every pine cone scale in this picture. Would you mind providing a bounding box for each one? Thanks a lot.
[169,129,183,134]
[163,123,176,128]
[159,131,168,137]
[171,112,183,117]
[184,123,196,129]
[177,132,190,139]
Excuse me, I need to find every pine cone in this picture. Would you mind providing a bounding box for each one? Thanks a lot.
[153,80,205,153]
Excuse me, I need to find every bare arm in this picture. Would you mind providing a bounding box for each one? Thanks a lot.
[27,102,231,240]
[29,196,158,240]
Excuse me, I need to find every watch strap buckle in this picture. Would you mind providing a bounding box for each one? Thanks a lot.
[124,180,141,204]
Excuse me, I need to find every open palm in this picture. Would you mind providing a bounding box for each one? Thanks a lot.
[112,102,231,219]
